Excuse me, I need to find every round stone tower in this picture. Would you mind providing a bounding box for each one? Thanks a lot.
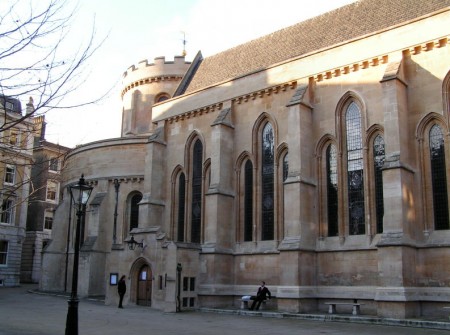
[121,56,191,137]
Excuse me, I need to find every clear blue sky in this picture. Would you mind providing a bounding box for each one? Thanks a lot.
[44,0,355,147]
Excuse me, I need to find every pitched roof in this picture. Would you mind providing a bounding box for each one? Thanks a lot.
[184,0,450,94]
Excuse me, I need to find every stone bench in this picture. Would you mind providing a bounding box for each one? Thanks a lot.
[443,307,450,319]
[241,295,253,309]
[241,296,274,310]
[325,301,364,315]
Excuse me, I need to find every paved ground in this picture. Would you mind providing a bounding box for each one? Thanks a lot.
[0,285,449,335]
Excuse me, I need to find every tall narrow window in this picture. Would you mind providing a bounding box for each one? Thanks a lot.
[373,135,385,234]
[244,160,253,241]
[346,102,365,235]
[49,158,59,172]
[4,165,15,185]
[44,210,54,230]
[0,241,8,265]
[191,140,203,243]
[326,144,338,236]
[429,125,449,230]
[261,123,274,240]
[46,180,57,202]
[9,130,18,146]
[283,154,289,182]
[177,173,186,242]
[1,199,14,224]
[130,193,142,231]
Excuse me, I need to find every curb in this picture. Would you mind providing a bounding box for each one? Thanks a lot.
[27,289,450,331]
[28,289,105,303]
[199,308,450,331]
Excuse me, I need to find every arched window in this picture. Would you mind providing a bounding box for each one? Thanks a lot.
[429,125,449,230]
[177,173,186,241]
[261,123,274,240]
[283,153,289,182]
[373,135,385,234]
[346,102,365,235]
[326,144,338,236]
[155,93,170,103]
[244,160,253,241]
[130,193,143,231]
[191,139,203,243]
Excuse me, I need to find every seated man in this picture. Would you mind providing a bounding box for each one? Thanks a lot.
[250,281,271,310]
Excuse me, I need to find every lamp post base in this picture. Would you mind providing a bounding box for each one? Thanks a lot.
[65,298,79,335]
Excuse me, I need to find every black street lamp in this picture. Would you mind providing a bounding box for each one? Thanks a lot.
[176,263,182,312]
[65,175,93,335]
[113,179,120,245]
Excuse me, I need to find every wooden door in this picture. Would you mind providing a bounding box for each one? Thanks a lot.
[137,265,152,306]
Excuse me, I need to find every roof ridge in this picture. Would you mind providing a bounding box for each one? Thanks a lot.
[184,0,450,94]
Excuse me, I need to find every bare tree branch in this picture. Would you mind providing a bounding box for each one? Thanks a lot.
[0,0,106,218]
[0,0,108,132]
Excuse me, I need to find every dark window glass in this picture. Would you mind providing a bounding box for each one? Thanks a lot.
[261,123,274,240]
[190,277,195,291]
[177,173,186,242]
[49,158,58,171]
[130,193,142,231]
[373,135,385,234]
[189,297,195,307]
[4,165,15,184]
[244,160,253,241]
[44,216,53,230]
[429,125,449,230]
[183,277,189,291]
[326,144,338,236]
[283,154,289,182]
[346,102,365,235]
[191,140,202,243]
[0,241,8,264]
[156,95,169,103]
[1,199,13,224]
[182,297,188,307]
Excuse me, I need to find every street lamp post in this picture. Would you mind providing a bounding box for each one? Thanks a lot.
[176,263,182,312]
[65,175,93,335]
[113,179,120,245]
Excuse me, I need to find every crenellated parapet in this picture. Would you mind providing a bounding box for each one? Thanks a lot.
[122,56,191,97]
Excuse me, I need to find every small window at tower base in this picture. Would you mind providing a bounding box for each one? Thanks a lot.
[155,93,170,103]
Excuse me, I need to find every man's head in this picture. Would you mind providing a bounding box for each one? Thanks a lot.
[261,281,265,286]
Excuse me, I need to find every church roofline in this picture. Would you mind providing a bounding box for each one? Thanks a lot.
[183,0,450,94]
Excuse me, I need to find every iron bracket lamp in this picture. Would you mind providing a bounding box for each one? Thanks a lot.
[127,235,144,250]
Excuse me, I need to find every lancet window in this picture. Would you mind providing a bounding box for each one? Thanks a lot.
[429,124,449,230]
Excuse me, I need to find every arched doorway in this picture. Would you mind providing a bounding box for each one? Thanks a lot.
[137,264,152,306]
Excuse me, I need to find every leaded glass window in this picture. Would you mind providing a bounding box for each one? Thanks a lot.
[244,160,253,241]
[346,102,365,235]
[177,173,186,242]
[283,154,289,182]
[130,193,142,231]
[327,144,338,236]
[261,123,274,240]
[191,140,203,243]
[373,135,385,234]
[429,125,449,230]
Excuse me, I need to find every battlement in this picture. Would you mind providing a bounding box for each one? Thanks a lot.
[123,56,191,84]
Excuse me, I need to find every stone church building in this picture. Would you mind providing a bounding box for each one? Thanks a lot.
[41,0,450,318]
